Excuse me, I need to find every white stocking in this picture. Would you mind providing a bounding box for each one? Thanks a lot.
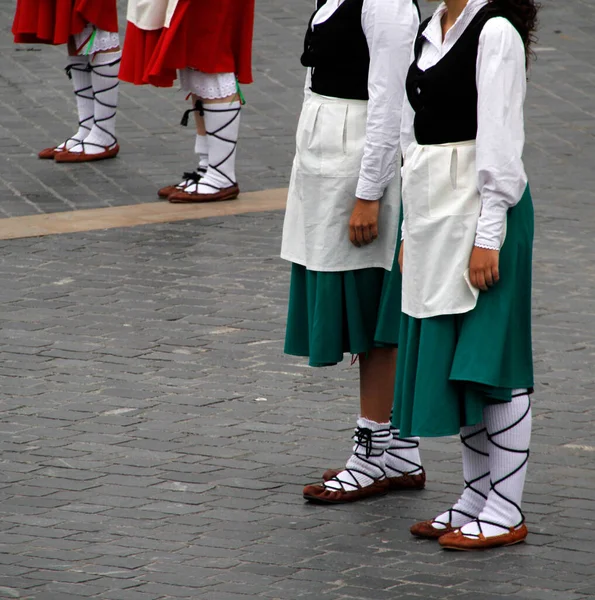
[69,50,120,155]
[324,418,391,492]
[195,134,209,172]
[460,392,532,539]
[385,428,423,477]
[57,55,93,151]
[195,101,241,192]
[433,423,490,531]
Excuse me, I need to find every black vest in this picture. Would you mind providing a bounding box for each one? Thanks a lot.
[302,0,421,101]
[406,5,516,145]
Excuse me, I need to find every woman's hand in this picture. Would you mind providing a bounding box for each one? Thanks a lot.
[349,199,379,247]
[469,246,500,291]
[398,242,404,274]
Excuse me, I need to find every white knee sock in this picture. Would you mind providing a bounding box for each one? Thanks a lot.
[195,101,241,193]
[174,135,209,191]
[58,55,93,151]
[460,392,532,539]
[195,134,209,173]
[70,50,120,155]
[385,428,423,478]
[324,418,391,492]
[433,423,490,530]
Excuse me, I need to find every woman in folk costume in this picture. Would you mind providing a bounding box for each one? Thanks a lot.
[120,0,255,203]
[393,0,539,549]
[12,0,121,162]
[281,0,426,504]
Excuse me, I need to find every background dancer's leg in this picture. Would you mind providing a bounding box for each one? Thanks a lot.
[169,72,240,202]
[193,102,209,175]
[190,97,241,199]
[58,47,120,161]
[158,96,209,199]
[39,54,93,158]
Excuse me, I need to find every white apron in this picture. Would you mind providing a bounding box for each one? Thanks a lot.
[281,93,401,273]
[401,141,485,319]
[127,0,179,30]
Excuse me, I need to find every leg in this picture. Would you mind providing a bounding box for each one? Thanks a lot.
[361,348,425,489]
[39,52,93,158]
[169,72,241,203]
[158,91,210,199]
[192,94,209,174]
[439,392,532,550]
[57,44,121,161]
[411,423,489,539]
[306,348,423,503]
[359,347,396,422]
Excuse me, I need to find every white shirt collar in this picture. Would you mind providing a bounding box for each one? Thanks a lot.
[423,0,489,50]
[312,0,346,27]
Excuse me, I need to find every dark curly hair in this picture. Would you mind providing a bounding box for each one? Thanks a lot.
[488,0,541,60]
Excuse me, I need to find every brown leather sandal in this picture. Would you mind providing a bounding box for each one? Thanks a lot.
[55,143,119,163]
[303,477,389,504]
[323,467,426,491]
[439,520,528,550]
[410,508,476,540]
[158,170,204,199]
[168,184,240,204]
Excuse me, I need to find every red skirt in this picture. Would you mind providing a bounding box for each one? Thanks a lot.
[13,0,119,45]
[119,0,255,88]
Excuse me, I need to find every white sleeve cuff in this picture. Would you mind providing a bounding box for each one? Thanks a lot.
[475,202,508,250]
[356,178,383,201]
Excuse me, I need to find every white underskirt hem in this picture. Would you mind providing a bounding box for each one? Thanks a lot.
[73,25,120,55]
[179,69,237,99]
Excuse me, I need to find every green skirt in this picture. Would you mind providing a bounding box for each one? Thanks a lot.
[392,186,535,438]
[284,243,403,367]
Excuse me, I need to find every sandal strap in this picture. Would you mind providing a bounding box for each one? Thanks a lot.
[326,467,385,492]
[433,507,476,528]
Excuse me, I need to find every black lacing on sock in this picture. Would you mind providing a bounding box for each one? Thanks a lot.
[200,103,241,190]
[325,427,389,492]
[385,432,423,477]
[431,427,490,530]
[461,397,532,538]
[434,507,478,529]
[63,62,93,147]
[74,57,120,152]
[461,426,490,504]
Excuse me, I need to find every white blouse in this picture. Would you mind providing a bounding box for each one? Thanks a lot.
[309,0,420,201]
[400,0,528,250]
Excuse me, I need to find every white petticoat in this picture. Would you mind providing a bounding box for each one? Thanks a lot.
[179,68,237,100]
[73,25,120,55]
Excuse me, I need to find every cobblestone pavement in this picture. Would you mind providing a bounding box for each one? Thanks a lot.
[0,0,594,599]
[0,0,313,217]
